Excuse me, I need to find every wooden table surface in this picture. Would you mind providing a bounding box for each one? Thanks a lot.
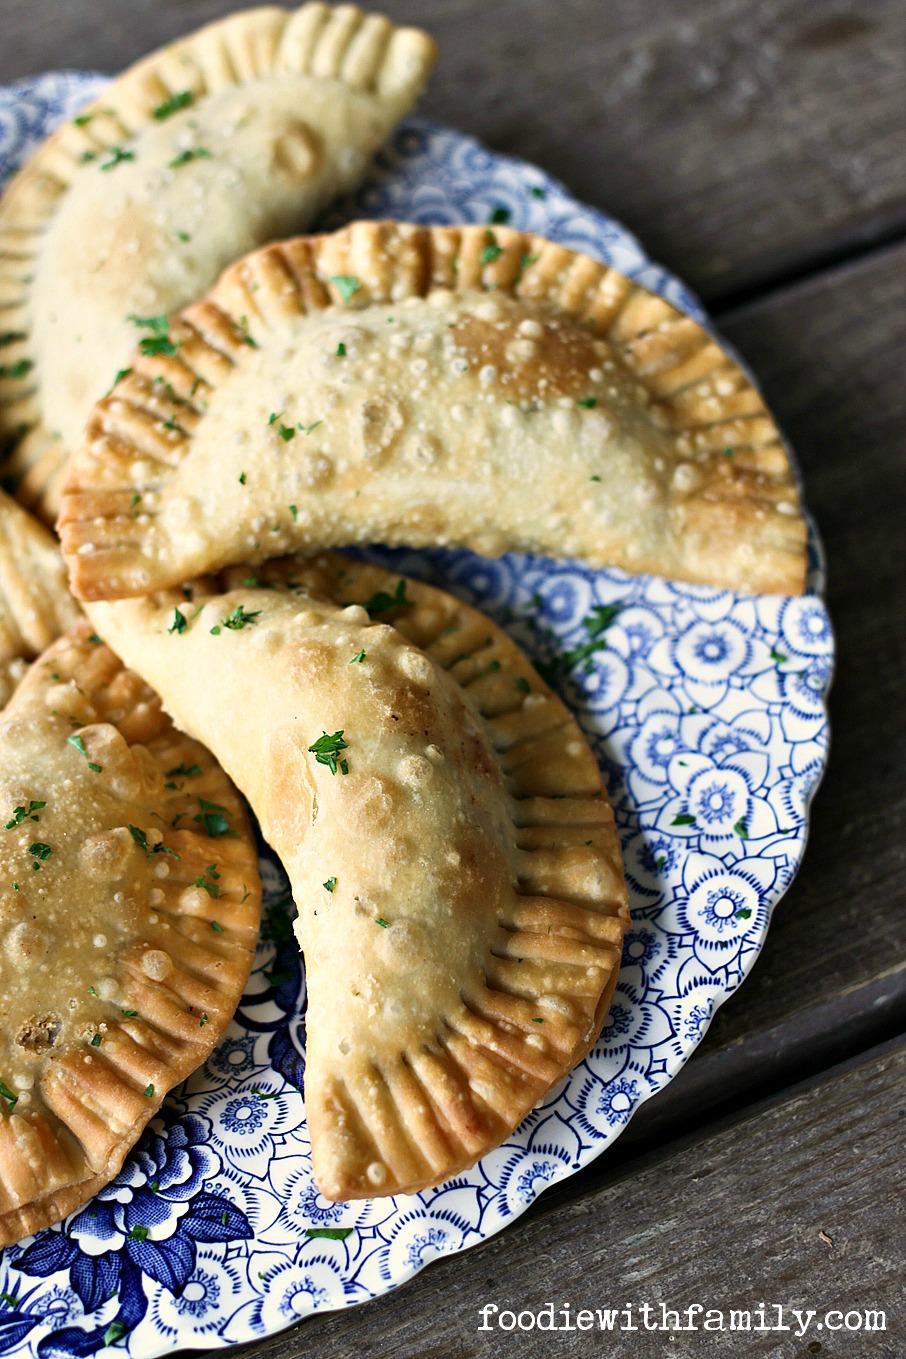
[3,1,904,1355]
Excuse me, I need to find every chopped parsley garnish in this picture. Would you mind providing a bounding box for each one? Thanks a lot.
[168,608,188,635]
[239,471,247,484]
[305,1227,353,1240]
[770,647,787,663]
[104,367,132,397]
[122,1010,138,1018]
[0,1079,18,1112]
[80,150,97,162]
[490,206,511,224]
[88,986,99,997]
[88,634,103,644]
[308,730,349,775]
[127,314,178,358]
[578,396,598,409]
[349,650,366,664]
[529,185,547,199]
[590,474,601,482]
[29,841,52,868]
[515,676,531,694]
[99,146,135,171]
[128,825,180,859]
[361,578,414,616]
[103,1321,127,1347]
[90,1034,102,1048]
[532,1017,544,1024]
[73,112,94,127]
[168,147,212,168]
[480,230,503,265]
[0,1289,19,1306]
[128,1225,149,1241]
[733,818,749,839]
[0,359,33,379]
[518,252,540,274]
[671,814,697,826]
[196,864,221,899]
[5,800,45,829]
[336,342,347,357]
[221,605,261,631]
[152,90,195,121]
[300,420,323,434]
[235,315,258,347]
[0,331,27,348]
[68,733,102,772]
[175,230,191,243]
[267,411,282,425]
[277,422,295,442]
[166,762,201,778]
[199,1013,209,1028]
[723,447,734,457]
[194,797,232,837]
[323,877,337,893]
[289,504,298,521]
[735,906,753,920]
[330,275,362,303]
[252,1087,277,1100]
[143,1084,154,1098]
[375,917,390,929]
[537,602,623,684]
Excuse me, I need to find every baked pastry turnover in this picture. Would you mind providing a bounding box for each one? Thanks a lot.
[61,221,807,598]
[0,621,261,1246]
[89,556,630,1199]
[0,488,81,706]
[0,5,436,521]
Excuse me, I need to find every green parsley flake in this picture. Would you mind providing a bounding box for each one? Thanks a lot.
[305,1227,353,1240]
[103,1321,127,1348]
[0,331,27,348]
[308,730,349,775]
[532,1017,544,1024]
[361,578,414,616]
[323,877,337,893]
[196,864,221,899]
[375,917,390,929]
[5,800,45,830]
[127,314,178,358]
[536,602,623,684]
[530,185,547,199]
[733,818,749,839]
[143,1084,154,1098]
[489,206,511,224]
[671,813,697,826]
[29,841,52,868]
[289,504,298,521]
[68,732,102,772]
[0,359,33,380]
[277,422,295,442]
[90,1033,102,1048]
[128,1225,149,1241]
[168,607,187,635]
[268,411,282,425]
[166,762,201,778]
[220,605,261,631]
[194,797,232,837]
[104,367,132,397]
[330,275,362,303]
[480,230,504,265]
[349,650,366,664]
[199,1013,209,1028]
[122,1010,138,1018]
[99,146,135,171]
[252,1087,277,1100]
[735,907,753,920]
[578,396,598,409]
[175,230,191,243]
[770,647,787,663]
[336,342,347,357]
[152,90,195,121]
[239,471,247,484]
[300,420,323,434]
[723,447,734,457]
[73,112,94,127]
[128,825,180,860]
[168,147,212,168]
[0,1079,19,1112]
[88,985,99,997]
[515,676,531,694]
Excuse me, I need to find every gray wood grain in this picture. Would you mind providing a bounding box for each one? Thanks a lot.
[1,0,904,302]
[202,1039,906,1358]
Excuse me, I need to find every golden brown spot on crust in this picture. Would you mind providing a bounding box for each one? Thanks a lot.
[452,311,605,404]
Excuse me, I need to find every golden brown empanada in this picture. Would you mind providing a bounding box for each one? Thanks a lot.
[0,620,261,1246]
[60,220,806,599]
[0,486,81,706]
[0,7,436,522]
[89,557,629,1199]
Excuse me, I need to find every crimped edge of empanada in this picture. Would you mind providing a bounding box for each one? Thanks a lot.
[0,619,262,1246]
[0,5,437,518]
[219,553,630,1199]
[59,220,808,599]
[0,486,81,697]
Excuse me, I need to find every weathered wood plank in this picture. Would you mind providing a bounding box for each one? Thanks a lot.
[1,0,904,302]
[205,1039,906,1358]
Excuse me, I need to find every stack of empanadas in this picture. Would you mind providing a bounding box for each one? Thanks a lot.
[0,2,807,1244]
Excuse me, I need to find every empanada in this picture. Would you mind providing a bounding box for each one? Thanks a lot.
[0,6,436,522]
[0,621,261,1246]
[89,557,629,1199]
[0,487,81,706]
[60,221,807,598]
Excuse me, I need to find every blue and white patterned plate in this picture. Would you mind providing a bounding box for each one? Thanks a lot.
[0,74,833,1358]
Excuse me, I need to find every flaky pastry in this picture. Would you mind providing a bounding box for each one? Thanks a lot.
[61,221,807,598]
[0,6,436,521]
[89,557,629,1199]
[0,621,261,1245]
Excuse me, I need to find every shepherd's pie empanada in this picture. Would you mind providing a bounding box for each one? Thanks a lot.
[89,558,630,1199]
[61,221,806,598]
[0,6,436,521]
[0,621,261,1246]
